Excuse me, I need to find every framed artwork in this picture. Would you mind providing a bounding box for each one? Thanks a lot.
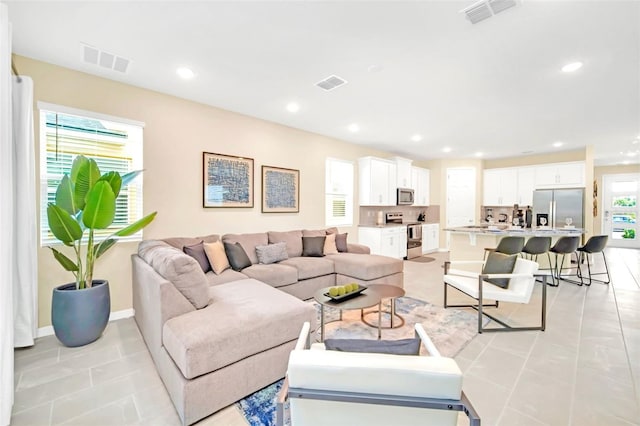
[262,165,300,213]
[203,152,254,208]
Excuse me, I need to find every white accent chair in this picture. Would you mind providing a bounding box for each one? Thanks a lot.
[276,322,480,426]
[444,257,547,333]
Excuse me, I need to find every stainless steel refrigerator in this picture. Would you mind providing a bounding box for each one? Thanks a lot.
[532,188,584,228]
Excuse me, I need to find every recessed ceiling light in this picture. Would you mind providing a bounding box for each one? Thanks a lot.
[552,141,564,148]
[442,147,452,153]
[475,152,483,157]
[348,123,359,133]
[176,67,195,79]
[286,102,300,113]
[561,62,583,73]
[410,134,422,142]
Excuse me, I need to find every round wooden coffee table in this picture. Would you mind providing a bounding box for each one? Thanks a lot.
[314,287,382,342]
[361,284,406,329]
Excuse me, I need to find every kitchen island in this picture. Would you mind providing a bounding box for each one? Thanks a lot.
[445,225,584,269]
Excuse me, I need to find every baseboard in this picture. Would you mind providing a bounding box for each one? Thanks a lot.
[36,308,135,338]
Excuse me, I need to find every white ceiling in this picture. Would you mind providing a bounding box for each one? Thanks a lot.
[7,0,640,165]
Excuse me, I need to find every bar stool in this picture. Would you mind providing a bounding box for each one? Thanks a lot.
[484,236,525,260]
[521,236,552,268]
[576,235,610,286]
[549,236,580,286]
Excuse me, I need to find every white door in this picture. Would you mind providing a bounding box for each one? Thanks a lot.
[602,173,640,248]
[447,167,476,228]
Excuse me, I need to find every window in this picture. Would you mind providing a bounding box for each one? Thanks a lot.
[38,103,144,245]
[325,158,354,226]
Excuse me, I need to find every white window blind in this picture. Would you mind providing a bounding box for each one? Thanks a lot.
[39,105,144,245]
[325,158,354,226]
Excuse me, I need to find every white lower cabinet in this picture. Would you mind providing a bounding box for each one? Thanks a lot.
[422,223,439,254]
[358,226,407,259]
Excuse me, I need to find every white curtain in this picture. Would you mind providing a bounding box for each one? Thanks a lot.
[12,75,37,348]
[0,3,15,424]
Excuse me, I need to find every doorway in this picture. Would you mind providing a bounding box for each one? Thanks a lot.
[602,173,640,248]
[446,167,476,247]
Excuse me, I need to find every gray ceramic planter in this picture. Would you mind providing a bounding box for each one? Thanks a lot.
[51,280,110,347]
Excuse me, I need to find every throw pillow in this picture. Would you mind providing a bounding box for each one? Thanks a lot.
[335,233,349,252]
[255,242,289,264]
[183,242,211,273]
[224,242,252,271]
[323,233,338,255]
[203,240,231,275]
[302,236,326,257]
[482,251,518,288]
[324,338,421,355]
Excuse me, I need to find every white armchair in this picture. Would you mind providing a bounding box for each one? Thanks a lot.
[444,257,547,333]
[276,322,480,426]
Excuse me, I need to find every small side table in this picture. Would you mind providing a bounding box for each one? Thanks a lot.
[361,284,406,329]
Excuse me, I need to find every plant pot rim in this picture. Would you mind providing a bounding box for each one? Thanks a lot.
[54,279,109,291]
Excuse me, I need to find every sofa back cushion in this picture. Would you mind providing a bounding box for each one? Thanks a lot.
[302,229,327,238]
[161,237,203,250]
[268,230,303,258]
[138,240,210,309]
[222,233,268,264]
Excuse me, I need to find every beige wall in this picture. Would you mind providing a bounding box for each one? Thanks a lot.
[16,55,398,328]
[594,164,640,234]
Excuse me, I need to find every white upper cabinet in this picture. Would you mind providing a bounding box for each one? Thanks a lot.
[394,157,413,189]
[411,166,430,206]
[358,157,397,206]
[534,161,585,188]
[517,167,536,206]
[483,168,518,206]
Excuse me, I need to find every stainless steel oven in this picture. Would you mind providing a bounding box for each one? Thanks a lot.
[406,223,422,259]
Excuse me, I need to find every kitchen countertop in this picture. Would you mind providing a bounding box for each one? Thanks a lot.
[445,225,584,236]
[359,222,438,228]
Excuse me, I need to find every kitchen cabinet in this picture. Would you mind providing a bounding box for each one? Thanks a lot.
[411,166,430,206]
[358,226,407,259]
[358,157,397,206]
[534,161,585,188]
[394,157,413,189]
[483,168,518,206]
[422,223,439,254]
[517,167,535,206]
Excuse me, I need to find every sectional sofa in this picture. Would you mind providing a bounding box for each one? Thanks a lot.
[132,228,404,425]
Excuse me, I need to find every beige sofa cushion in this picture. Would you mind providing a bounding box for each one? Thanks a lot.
[268,230,303,258]
[222,233,268,265]
[205,269,249,286]
[203,240,231,275]
[303,229,327,237]
[280,257,335,280]
[241,263,298,287]
[138,240,210,309]
[162,278,316,379]
[328,253,403,281]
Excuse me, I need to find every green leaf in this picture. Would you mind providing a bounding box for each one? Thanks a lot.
[121,170,142,187]
[114,211,157,237]
[82,181,116,229]
[55,174,78,215]
[73,157,101,211]
[98,171,122,198]
[70,155,89,183]
[94,238,117,259]
[49,247,79,272]
[47,204,83,244]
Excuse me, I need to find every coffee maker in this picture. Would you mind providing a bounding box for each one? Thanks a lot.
[513,204,525,227]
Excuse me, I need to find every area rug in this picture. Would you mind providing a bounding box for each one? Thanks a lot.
[237,297,481,426]
[408,255,436,263]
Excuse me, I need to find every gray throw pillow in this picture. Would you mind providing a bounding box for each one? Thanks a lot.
[482,252,517,288]
[224,242,252,271]
[183,242,212,273]
[324,338,421,355]
[302,236,326,257]
[335,233,348,253]
[255,242,289,264]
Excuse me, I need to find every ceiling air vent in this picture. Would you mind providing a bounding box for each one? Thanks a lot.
[461,0,517,24]
[316,75,347,91]
[81,43,130,74]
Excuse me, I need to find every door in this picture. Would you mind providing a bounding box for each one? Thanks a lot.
[447,167,476,228]
[603,174,640,248]
[553,189,584,229]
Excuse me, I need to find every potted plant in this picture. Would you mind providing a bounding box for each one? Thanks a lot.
[47,155,157,347]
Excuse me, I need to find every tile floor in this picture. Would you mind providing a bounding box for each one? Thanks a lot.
[11,247,640,426]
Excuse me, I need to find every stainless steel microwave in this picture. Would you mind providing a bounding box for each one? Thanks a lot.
[397,188,414,205]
